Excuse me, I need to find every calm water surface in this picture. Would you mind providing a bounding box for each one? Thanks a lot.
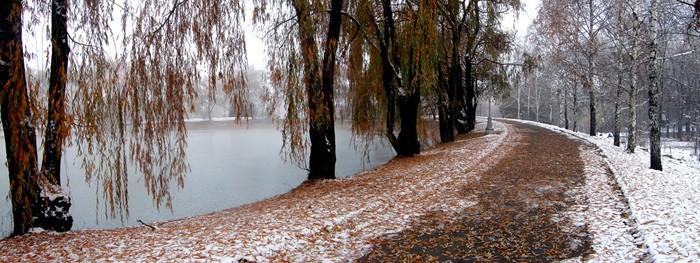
[0,120,395,237]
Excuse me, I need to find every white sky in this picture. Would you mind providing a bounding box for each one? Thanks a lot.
[25,0,540,72]
[242,0,541,70]
[503,0,541,47]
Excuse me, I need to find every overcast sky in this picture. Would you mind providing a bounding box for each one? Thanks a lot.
[25,0,540,72]
[245,0,541,70]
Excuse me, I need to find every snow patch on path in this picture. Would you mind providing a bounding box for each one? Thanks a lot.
[508,118,700,262]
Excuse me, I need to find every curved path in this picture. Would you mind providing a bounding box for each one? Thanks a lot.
[0,120,642,262]
[361,121,596,261]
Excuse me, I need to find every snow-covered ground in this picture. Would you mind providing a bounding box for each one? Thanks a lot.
[509,119,700,262]
[0,122,513,262]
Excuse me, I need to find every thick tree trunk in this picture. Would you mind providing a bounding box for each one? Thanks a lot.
[0,0,41,236]
[449,27,464,135]
[42,0,70,184]
[458,56,473,132]
[294,0,342,180]
[464,63,477,133]
[378,0,421,156]
[32,0,75,233]
[648,0,662,170]
[396,91,421,156]
[437,68,454,143]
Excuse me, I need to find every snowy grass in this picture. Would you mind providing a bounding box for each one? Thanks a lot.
[506,118,700,262]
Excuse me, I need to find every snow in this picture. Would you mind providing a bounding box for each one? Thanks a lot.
[0,121,512,262]
[508,118,700,262]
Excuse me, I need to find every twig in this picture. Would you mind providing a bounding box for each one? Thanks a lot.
[137,219,157,230]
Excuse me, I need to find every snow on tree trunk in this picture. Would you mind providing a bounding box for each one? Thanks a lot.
[587,0,597,137]
[42,0,70,186]
[34,0,75,233]
[627,0,640,154]
[648,0,662,170]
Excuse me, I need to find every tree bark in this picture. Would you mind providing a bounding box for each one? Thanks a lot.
[614,65,623,147]
[293,0,342,180]
[42,0,70,184]
[397,91,421,156]
[564,89,569,130]
[627,0,640,154]
[0,0,41,236]
[517,74,521,120]
[573,81,578,132]
[437,65,454,143]
[448,7,465,135]
[377,0,421,156]
[535,72,540,122]
[587,0,597,136]
[648,0,662,170]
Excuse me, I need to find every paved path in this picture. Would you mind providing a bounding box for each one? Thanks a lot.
[361,121,593,261]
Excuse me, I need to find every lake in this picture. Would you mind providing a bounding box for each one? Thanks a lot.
[0,119,395,237]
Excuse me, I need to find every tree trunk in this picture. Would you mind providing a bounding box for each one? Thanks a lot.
[438,104,454,143]
[42,0,70,185]
[614,67,622,147]
[437,66,454,143]
[588,88,596,136]
[587,0,597,136]
[397,91,421,156]
[535,72,540,122]
[0,0,41,236]
[517,75,521,120]
[564,87,569,130]
[294,0,342,180]
[456,54,474,133]
[464,62,477,133]
[449,21,465,135]
[573,82,578,132]
[527,76,531,120]
[558,88,564,127]
[627,0,640,154]
[648,0,662,170]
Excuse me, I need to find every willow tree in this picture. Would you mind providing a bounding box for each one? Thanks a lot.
[2,0,248,235]
[254,0,344,179]
[346,0,439,157]
[457,0,519,133]
[69,0,248,218]
[434,0,467,142]
[1,0,42,236]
